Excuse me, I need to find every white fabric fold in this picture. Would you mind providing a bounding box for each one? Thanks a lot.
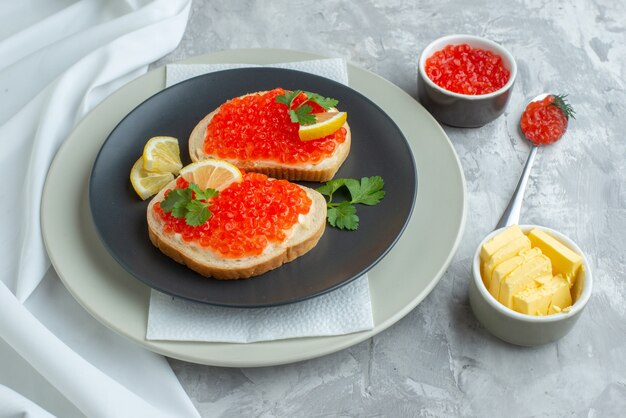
[0,384,56,418]
[0,280,170,417]
[0,1,200,417]
[1,0,192,301]
[146,59,373,343]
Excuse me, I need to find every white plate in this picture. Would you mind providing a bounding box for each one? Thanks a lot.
[42,49,466,367]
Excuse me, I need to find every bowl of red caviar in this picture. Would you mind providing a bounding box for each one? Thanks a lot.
[418,34,517,128]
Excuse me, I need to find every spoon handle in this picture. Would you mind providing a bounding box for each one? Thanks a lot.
[495,145,538,229]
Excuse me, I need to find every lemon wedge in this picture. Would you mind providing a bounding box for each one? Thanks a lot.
[130,158,174,200]
[142,136,182,174]
[179,159,243,191]
[298,111,347,141]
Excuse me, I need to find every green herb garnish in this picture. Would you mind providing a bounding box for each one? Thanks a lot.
[317,176,385,230]
[160,183,219,226]
[275,90,339,125]
[551,94,576,120]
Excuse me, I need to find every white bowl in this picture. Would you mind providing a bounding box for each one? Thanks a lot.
[469,225,592,346]
[417,34,517,127]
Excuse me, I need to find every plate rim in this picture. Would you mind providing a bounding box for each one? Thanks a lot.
[88,66,418,307]
[42,49,466,367]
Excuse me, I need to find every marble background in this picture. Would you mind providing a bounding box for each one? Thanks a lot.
[153,0,626,416]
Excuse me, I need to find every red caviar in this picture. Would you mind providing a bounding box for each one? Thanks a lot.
[154,173,312,258]
[204,88,346,164]
[425,44,510,95]
[520,95,568,145]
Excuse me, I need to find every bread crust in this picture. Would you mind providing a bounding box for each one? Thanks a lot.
[147,178,327,280]
[188,91,351,182]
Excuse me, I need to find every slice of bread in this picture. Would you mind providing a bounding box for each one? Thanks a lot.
[147,178,327,280]
[188,91,351,182]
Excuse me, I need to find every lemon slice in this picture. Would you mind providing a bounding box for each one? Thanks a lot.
[179,159,243,191]
[130,158,174,200]
[298,111,347,141]
[142,136,182,174]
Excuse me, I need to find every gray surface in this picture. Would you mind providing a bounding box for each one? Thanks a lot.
[154,1,626,416]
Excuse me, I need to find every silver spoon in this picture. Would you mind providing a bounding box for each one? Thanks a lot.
[495,93,567,229]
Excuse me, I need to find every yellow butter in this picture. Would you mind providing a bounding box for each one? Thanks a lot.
[511,273,552,315]
[528,229,582,286]
[488,247,542,300]
[498,254,552,308]
[483,235,531,286]
[481,225,524,264]
[513,274,572,316]
[547,274,573,313]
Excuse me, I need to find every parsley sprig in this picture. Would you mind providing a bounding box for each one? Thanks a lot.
[160,183,219,226]
[275,90,338,125]
[317,176,385,230]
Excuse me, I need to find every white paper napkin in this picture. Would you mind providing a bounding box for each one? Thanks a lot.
[165,59,349,87]
[0,1,199,416]
[146,59,374,343]
[148,275,373,343]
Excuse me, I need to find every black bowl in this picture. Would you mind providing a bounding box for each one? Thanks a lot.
[417,34,517,128]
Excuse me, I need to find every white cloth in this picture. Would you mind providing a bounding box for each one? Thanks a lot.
[0,384,55,418]
[146,60,374,344]
[0,1,199,417]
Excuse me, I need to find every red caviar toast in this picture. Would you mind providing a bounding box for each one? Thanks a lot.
[188,88,351,182]
[147,171,327,280]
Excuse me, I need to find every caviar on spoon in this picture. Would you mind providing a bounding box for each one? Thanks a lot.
[495,94,575,229]
[520,94,575,145]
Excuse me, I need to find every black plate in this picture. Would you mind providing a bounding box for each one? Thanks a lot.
[89,67,417,308]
